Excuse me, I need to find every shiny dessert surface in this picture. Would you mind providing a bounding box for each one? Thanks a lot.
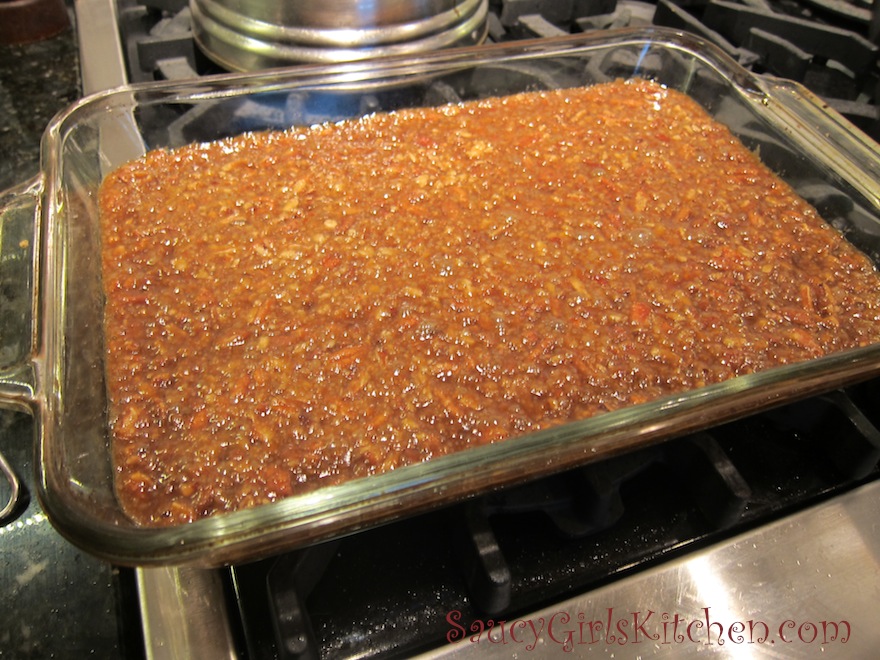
[98,79,880,526]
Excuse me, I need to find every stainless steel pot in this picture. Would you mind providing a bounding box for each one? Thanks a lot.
[190,0,489,70]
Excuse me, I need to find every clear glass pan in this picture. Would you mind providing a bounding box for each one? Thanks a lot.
[2,27,880,567]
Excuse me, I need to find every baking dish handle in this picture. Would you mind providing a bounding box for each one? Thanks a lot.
[0,177,40,408]
[760,76,880,206]
[0,178,41,525]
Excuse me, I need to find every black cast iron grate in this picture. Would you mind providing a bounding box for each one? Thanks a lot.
[116,0,880,139]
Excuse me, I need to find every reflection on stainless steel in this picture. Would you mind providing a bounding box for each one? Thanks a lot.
[137,566,238,660]
[424,480,880,658]
[74,0,129,92]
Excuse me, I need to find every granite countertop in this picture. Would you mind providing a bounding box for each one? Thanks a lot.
[0,21,79,191]
[0,12,142,659]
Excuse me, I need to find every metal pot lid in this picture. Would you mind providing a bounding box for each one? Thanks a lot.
[190,0,489,70]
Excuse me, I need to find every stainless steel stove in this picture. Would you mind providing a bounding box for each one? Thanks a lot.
[52,0,880,657]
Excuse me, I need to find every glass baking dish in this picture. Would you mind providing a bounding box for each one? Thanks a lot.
[2,27,880,567]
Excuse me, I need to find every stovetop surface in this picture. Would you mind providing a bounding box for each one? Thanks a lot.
[0,411,142,658]
[224,385,880,658]
[3,0,880,658]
